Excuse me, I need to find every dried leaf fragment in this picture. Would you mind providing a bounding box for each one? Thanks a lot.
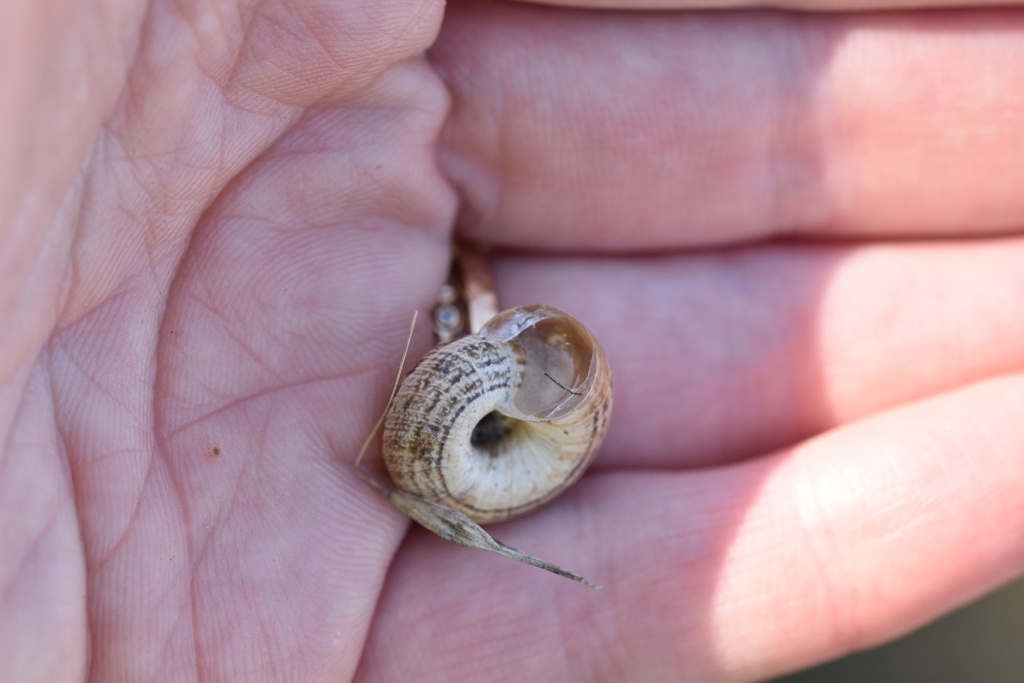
[366,477,601,589]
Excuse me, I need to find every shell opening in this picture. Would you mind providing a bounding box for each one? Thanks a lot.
[481,305,598,422]
[508,315,594,420]
[469,411,517,450]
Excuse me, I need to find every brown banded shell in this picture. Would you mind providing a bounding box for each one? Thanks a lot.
[382,304,613,524]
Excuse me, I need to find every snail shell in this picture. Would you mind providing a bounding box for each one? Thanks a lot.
[382,304,613,524]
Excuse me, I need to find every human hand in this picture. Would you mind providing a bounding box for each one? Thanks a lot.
[3,0,1023,680]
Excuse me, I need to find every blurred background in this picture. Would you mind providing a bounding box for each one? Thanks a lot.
[772,575,1024,682]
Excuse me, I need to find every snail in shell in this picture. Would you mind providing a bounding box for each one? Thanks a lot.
[384,303,613,523]
[359,251,613,587]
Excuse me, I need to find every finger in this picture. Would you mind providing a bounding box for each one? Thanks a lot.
[359,374,1024,681]
[512,0,1020,11]
[488,236,1024,468]
[433,1,1024,250]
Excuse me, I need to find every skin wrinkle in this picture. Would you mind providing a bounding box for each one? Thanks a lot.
[790,460,859,658]
[155,274,201,682]
[53,165,88,332]
[0,500,54,606]
[158,366,377,443]
[67,144,230,334]
[204,435,298,671]
[768,15,826,233]
[223,0,272,98]
[156,212,427,432]
[210,443,293,677]
[83,6,384,347]
[429,34,506,234]
[56,143,118,333]
[178,426,258,678]
[186,525,206,681]
[36,362,89,679]
[295,9,363,76]
[488,63,512,232]
[219,3,304,115]
[787,425,951,662]
[129,546,188,675]
[61,308,168,683]
[48,332,137,423]
[86,451,153,573]
[547,502,627,678]
[391,0,445,54]
[25,0,141,294]
[183,291,272,373]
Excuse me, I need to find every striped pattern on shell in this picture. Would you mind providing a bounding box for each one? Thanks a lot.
[382,304,613,524]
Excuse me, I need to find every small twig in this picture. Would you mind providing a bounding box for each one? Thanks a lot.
[456,244,499,334]
[544,372,583,396]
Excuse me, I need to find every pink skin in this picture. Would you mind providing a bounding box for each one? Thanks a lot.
[2,0,1024,680]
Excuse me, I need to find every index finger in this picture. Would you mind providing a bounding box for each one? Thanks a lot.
[513,0,1013,11]
[433,1,1024,250]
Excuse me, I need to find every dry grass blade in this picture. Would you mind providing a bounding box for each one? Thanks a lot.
[355,311,418,470]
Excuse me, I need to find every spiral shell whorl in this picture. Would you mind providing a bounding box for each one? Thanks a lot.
[382,305,612,524]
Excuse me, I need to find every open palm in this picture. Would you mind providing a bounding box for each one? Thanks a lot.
[4,0,1024,680]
